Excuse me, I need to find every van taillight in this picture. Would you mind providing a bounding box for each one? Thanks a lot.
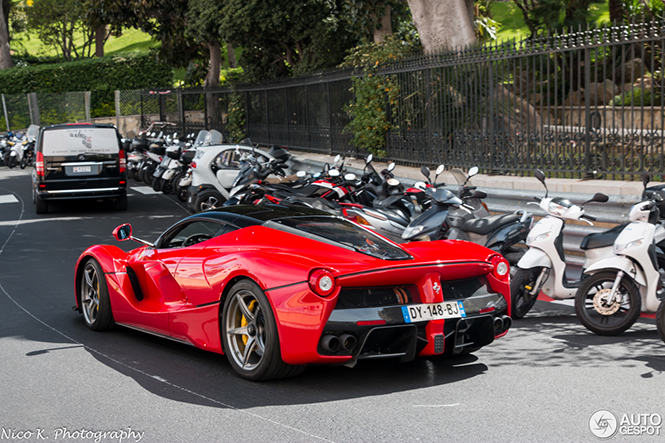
[119,149,126,173]
[36,151,44,177]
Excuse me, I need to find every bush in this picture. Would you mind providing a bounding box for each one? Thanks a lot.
[0,55,173,118]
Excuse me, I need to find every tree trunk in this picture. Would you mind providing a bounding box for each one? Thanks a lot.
[406,0,476,52]
[227,42,237,69]
[0,0,13,69]
[373,4,392,43]
[95,26,106,58]
[608,0,625,24]
[204,39,221,88]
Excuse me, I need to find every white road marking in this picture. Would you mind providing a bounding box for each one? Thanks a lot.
[548,299,575,307]
[0,216,90,227]
[0,194,18,204]
[412,404,461,408]
[131,186,161,195]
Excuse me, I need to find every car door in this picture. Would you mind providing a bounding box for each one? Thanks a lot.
[124,220,228,335]
[214,147,245,189]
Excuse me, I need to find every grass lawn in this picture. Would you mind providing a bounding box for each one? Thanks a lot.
[491,0,610,43]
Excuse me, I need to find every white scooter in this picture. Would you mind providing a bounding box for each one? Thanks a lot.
[511,169,618,319]
[575,174,665,336]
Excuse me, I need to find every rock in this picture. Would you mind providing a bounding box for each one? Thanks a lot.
[588,79,618,105]
[564,88,584,106]
[613,58,650,84]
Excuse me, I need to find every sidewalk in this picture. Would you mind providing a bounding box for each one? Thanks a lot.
[290,150,651,197]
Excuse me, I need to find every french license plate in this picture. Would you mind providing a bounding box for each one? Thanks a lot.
[73,166,91,173]
[401,301,466,323]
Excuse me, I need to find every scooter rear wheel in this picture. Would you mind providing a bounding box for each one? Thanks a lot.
[657,300,665,344]
[574,271,641,336]
[510,267,543,319]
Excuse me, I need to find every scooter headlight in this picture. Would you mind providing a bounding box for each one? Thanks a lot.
[402,225,424,239]
[548,201,567,216]
[614,238,643,253]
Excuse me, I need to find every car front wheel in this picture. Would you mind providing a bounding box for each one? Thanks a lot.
[221,280,303,381]
[80,258,114,331]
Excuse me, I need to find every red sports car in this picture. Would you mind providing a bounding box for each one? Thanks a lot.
[74,205,512,381]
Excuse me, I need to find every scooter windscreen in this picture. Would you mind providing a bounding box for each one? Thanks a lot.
[427,187,462,205]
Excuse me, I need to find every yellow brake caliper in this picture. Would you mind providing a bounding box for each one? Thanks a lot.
[241,300,257,345]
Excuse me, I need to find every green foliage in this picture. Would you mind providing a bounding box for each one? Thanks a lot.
[27,0,94,60]
[341,0,412,43]
[220,0,359,82]
[475,0,501,41]
[226,91,245,142]
[513,0,605,36]
[342,36,417,156]
[0,54,173,117]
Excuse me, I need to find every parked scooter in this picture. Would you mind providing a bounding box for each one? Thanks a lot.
[574,173,665,336]
[657,299,665,343]
[510,169,619,319]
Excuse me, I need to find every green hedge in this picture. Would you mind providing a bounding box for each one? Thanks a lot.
[0,55,173,120]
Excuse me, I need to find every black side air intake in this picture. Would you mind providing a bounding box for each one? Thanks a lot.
[125,266,144,301]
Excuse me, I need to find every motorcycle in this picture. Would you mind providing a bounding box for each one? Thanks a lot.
[510,169,623,319]
[574,173,665,336]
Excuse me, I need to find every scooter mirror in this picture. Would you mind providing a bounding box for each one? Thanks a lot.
[468,166,479,177]
[296,170,306,178]
[345,173,357,181]
[334,154,341,163]
[387,178,400,187]
[534,169,546,184]
[589,192,609,203]
[414,181,427,190]
[329,169,340,177]
[388,162,396,172]
[313,172,321,178]
[643,173,651,188]
[366,154,373,164]
[421,166,431,179]
[470,190,487,199]
[323,163,330,173]
[435,165,445,175]
[173,133,178,138]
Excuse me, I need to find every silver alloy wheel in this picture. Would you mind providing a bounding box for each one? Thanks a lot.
[225,290,266,372]
[200,195,220,211]
[81,262,100,325]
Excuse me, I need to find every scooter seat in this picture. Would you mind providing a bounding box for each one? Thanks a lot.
[579,223,628,250]
[461,213,520,235]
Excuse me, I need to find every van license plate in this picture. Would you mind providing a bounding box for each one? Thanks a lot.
[73,166,91,173]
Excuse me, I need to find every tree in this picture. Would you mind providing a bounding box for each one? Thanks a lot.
[27,0,94,61]
[406,0,476,52]
[220,0,359,81]
[186,0,223,87]
[342,0,411,43]
[0,0,12,68]
[513,0,604,36]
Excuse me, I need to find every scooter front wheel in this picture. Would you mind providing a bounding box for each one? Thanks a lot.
[656,300,665,344]
[574,271,641,336]
[510,267,543,319]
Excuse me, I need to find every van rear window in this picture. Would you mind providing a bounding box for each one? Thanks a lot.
[42,127,119,156]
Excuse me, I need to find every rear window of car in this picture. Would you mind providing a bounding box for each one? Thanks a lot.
[264,216,413,260]
[41,127,119,156]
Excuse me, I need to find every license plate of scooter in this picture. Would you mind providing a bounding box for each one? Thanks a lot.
[401,301,466,323]
[73,166,91,173]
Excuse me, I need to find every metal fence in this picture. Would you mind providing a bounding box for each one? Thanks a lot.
[122,20,665,179]
[1,92,90,132]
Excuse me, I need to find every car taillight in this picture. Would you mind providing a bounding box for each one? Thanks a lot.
[36,151,44,177]
[191,162,196,169]
[119,149,126,173]
[308,269,336,297]
[490,255,510,280]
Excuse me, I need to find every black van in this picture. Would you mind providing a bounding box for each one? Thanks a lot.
[32,123,127,214]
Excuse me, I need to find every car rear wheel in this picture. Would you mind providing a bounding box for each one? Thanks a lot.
[33,188,48,214]
[195,190,225,212]
[80,258,114,331]
[221,280,303,381]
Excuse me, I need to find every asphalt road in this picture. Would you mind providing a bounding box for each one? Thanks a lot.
[1,167,664,443]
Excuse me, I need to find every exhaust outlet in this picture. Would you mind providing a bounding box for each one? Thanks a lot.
[339,334,357,352]
[493,317,504,333]
[501,315,512,330]
[321,335,340,353]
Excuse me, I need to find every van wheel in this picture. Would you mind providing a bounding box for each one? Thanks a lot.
[34,189,48,214]
[112,196,128,211]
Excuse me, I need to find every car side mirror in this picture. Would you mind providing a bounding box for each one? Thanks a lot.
[113,224,132,241]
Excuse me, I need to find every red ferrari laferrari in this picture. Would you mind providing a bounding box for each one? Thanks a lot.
[74,204,512,381]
